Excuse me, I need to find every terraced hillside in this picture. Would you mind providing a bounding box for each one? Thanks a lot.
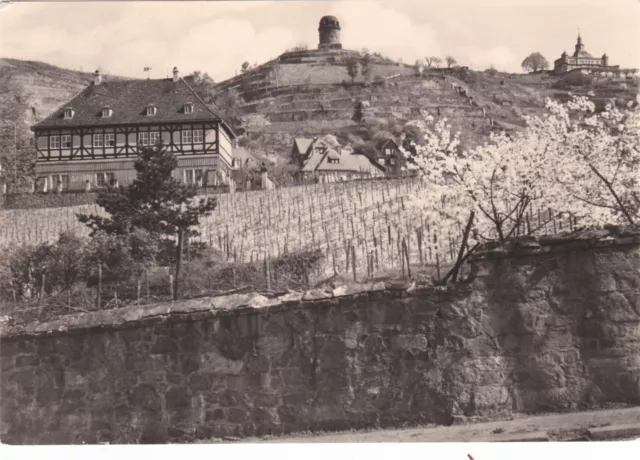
[235,72,508,147]
[0,59,99,136]
[2,53,637,163]
[0,58,129,162]
[459,69,639,119]
[214,49,638,157]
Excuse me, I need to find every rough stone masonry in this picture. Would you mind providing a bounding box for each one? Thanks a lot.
[1,231,640,444]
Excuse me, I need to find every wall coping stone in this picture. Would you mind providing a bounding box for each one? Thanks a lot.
[471,227,640,261]
[0,280,459,342]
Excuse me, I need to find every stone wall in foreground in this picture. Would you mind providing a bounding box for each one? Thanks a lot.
[1,231,640,444]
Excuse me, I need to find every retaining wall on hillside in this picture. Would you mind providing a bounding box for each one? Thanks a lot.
[1,232,640,444]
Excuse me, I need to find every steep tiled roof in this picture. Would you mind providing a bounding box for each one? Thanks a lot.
[302,146,385,173]
[33,77,230,133]
[375,138,397,151]
[293,138,314,155]
[301,147,326,172]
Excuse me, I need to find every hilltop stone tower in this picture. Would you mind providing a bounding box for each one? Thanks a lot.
[318,15,342,50]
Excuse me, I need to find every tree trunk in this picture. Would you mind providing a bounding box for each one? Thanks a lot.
[174,228,185,301]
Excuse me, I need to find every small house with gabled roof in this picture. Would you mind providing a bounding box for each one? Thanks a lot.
[31,67,236,192]
[374,138,404,176]
[291,137,318,167]
[297,140,385,183]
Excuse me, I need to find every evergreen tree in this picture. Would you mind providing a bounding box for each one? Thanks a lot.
[78,145,217,300]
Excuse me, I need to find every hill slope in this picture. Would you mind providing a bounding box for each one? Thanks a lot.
[211,48,638,163]
[0,59,97,137]
[0,58,131,154]
[1,53,638,170]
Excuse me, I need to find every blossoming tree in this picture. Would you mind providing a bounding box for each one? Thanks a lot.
[399,94,639,277]
[535,96,640,226]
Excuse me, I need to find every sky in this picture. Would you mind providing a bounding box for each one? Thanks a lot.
[1,0,639,82]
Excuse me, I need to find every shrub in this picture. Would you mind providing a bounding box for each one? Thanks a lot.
[177,248,325,294]
[84,229,158,288]
[373,75,386,86]
[0,231,86,300]
[485,67,498,77]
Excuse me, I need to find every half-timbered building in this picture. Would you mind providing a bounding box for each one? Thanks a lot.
[374,138,404,176]
[31,68,236,192]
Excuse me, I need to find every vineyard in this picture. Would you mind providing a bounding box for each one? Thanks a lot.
[0,177,575,285]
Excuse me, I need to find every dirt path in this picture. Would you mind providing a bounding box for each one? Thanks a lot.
[247,407,640,443]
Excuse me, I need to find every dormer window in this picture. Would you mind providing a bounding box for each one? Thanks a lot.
[63,108,75,119]
[184,103,194,114]
[328,157,340,164]
[102,107,113,118]
[146,105,157,116]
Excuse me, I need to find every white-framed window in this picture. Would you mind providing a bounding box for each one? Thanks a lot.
[389,158,396,165]
[149,131,160,145]
[105,133,115,147]
[385,148,392,156]
[192,129,203,143]
[102,108,113,118]
[184,103,194,114]
[50,174,69,191]
[146,106,157,116]
[138,132,149,146]
[96,172,115,187]
[50,135,61,149]
[61,135,72,149]
[63,108,75,119]
[93,134,104,147]
[327,158,339,164]
[181,130,193,144]
[184,169,204,185]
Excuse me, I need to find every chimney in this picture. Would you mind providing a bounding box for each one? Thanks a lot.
[93,69,102,85]
[172,66,180,82]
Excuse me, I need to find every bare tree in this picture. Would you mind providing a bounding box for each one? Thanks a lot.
[289,43,308,52]
[445,56,458,68]
[521,52,550,73]
[425,56,442,68]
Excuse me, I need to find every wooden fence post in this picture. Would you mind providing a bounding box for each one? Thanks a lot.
[403,237,411,278]
[97,263,102,309]
[265,252,271,291]
[351,244,357,282]
[40,273,45,303]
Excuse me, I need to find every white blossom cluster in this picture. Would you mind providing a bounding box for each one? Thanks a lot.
[399,95,640,245]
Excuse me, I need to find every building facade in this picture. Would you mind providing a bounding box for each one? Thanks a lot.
[553,35,615,75]
[292,137,385,183]
[374,138,404,176]
[31,68,235,193]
